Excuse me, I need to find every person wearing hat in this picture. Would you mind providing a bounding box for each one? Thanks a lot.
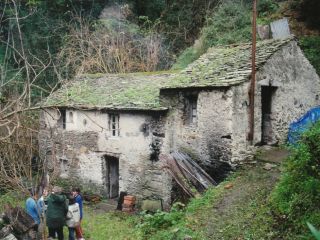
[46,186,68,240]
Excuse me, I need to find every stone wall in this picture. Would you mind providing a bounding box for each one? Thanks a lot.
[161,88,233,181]
[230,41,320,163]
[39,109,171,207]
[256,41,320,144]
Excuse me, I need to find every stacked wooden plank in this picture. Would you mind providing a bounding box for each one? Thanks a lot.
[161,151,217,197]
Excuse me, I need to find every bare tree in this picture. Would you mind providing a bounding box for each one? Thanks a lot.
[58,8,171,76]
[0,0,60,194]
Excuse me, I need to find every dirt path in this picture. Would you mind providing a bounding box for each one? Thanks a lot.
[200,147,289,239]
[86,198,118,214]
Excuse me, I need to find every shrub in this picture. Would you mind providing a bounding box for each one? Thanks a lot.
[271,121,320,238]
[201,0,252,49]
[299,36,320,75]
[257,0,279,17]
[136,205,185,236]
[173,0,252,68]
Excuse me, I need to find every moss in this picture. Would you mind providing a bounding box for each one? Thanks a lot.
[44,72,175,110]
[45,38,293,109]
[164,38,293,89]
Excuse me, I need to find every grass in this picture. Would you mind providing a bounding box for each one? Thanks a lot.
[0,161,291,240]
[82,208,140,240]
[182,164,278,240]
[132,162,280,240]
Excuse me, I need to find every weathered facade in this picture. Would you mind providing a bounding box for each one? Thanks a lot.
[39,37,320,206]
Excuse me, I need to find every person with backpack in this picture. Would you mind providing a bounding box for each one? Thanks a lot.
[72,187,84,240]
[66,196,80,240]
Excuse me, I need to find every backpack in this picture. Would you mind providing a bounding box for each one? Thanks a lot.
[66,203,80,228]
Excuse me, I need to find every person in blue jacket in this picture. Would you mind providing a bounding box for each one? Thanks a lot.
[72,187,84,240]
[26,188,40,231]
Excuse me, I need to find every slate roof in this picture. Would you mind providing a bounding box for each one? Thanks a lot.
[43,37,294,111]
[163,37,294,89]
[43,72,176,111]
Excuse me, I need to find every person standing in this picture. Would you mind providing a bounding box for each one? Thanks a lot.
[46,186,68,240]
[37,188,48,239]
[66,196,80,240]
[26,188,40,231]
[72,187,84,240]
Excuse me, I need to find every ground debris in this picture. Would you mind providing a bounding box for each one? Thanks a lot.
[0,205,36,240]
[263,163,277,171]
[83,193,102,203]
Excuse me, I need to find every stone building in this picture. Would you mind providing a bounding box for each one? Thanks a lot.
[39,37,320,206]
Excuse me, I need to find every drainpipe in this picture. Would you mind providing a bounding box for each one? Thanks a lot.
[248,0,257,144]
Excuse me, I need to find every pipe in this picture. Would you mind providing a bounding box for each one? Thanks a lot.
[248,0,257,144]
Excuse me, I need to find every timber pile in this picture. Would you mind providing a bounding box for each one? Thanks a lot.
[161,151,217,197]
[0,205,36,240]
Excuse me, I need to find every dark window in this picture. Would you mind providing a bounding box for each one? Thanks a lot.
[59,158,69,174]
[185,95,198,125]
[69,111,74,123]
[109,114,120,136]
[58,109,66,129]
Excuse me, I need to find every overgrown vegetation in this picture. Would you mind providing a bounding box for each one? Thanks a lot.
[271,122,320,239]
[173,0,253,69]
[299,36,320,74]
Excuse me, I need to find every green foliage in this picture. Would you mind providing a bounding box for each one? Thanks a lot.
[290,0,320,30]
[128,0,166,21]
[82,210,140,240]
[299,36,320,75]
[0,192,24,212]
[0,0,107,101]
[173,0,252,68]
[158,0,220,53]
[271,121,320,239]
[257,0,279,17]
[308,222,320,240]
[136,203,185,237]
[171,46,202,69]
[201,0,252,48]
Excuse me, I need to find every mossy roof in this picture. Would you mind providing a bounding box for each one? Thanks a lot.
[43,72,176,111]
[162,37,294,89]
[44,37,294,111]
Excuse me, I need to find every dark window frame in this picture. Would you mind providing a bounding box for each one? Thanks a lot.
[109,113,120,136]
[58,109,67,129]
[185,95,198,125]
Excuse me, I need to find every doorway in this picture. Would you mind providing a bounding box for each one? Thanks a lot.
[104,155,119,198]
[261,86,277,144]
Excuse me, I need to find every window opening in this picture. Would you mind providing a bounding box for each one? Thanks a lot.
[59,158,69,174]
[185,95,198,125]
[109,114,120,136]
[58,109,66,129]
[69,111,74,123]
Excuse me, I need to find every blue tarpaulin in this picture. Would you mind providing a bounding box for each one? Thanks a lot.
[288,106,320,145]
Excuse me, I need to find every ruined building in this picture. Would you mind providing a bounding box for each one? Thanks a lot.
[39,37,320,207]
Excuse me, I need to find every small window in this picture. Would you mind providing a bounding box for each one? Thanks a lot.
[58,109,66,129]
[59,158,69,175]
[69,111,74,123]
[109,114,120,136]
[185,95,198,125]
